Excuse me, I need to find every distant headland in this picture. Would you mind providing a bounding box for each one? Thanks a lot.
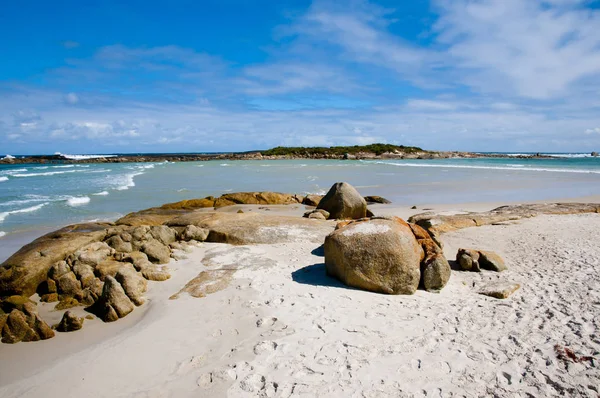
[0,144,592,164]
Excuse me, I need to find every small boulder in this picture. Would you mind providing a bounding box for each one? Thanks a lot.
[105,235,133,253]
[302,194,323,207]
[303,209,330,220]
[478,250,507,272]
[55,297,80,310]
[1,304,54,344]
[141,265,171,281]
[457,248,506,272]
[93,276,135,322]
[115,267,147,306]
[75,242,114,266]
[55,271,82,296]
[479,282,520,299]
[149,226,177,246]
[181,225,209,242]
[457,249,481,272]
[317,182,367,220]
[364,196,391,204]
[142,239,171,264]
[56,311,84,332]
[95,260,134,279]
[72,262,96,288]
[324,218,422,294]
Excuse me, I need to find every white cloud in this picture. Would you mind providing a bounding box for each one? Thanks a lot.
[65,93,79,104]
[433,0,600,99]
[585,127,600,135]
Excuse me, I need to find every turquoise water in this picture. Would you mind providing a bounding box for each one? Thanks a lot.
[1,156,600,241]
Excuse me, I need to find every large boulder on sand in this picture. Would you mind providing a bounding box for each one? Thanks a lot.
[317,182,367,220]
[324,218,422,294]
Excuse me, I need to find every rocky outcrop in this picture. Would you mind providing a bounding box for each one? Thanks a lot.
[479,282,520,299]
[0,223,110,297]
[409,203,600,236]
[167,212,334,245]
[317,182,368,220]
[457,249,507,272]
[93,276,135,322]
[324,218,422,294]
[1,303,54,343]
[214,192,302,208]
[56,311,84,332]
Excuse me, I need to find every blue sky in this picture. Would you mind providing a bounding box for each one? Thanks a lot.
[1,0,600,154]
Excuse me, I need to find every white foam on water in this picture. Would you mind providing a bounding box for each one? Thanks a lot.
[93,191,109,196]
[55,152,117,160]
[51,165,75,168]
[66,196,91,206]
[0,203,48,223]
[220,163,230,167]
[0,231,5,238]
[114,172,144,190]
[12,169,89,177]
[2,154,15,160]
[372,161,600,174]
[1,168,27,175]
[0,177,7,182]
[196,164,204,167]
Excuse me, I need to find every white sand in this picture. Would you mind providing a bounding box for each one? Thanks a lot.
[1,208,599,397]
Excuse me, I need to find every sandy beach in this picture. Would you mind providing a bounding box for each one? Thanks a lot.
[0,200,598,398]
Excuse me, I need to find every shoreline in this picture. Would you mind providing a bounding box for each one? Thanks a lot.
[0,199,599,396]
[2,193,600,263]
[0,151,574,166]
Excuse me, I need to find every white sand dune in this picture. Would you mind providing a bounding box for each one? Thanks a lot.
[0,210,599,397]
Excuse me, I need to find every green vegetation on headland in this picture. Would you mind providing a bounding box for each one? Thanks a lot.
[261,143,425,157]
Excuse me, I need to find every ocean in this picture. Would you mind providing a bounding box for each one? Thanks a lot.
[1,155,600,247]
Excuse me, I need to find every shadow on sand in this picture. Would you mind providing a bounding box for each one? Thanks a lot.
[291,263,351,290]
[310,244,325,257]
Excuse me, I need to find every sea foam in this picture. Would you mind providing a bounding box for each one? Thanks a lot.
[0,203,48,223]
[93,191,110,196]
[373,161,600,174]
[0,177,8,182]
[66,196,91,206]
